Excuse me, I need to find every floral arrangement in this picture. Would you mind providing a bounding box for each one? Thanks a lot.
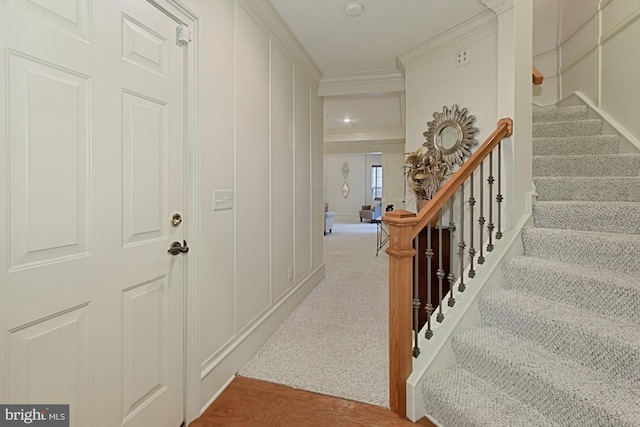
[404,147,453,201]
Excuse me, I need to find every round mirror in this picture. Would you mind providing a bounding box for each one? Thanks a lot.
[438,125,461,151]
[422,105,479,166]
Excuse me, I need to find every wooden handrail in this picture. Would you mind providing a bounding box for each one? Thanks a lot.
[532,66,544,85]
[383,118,513,418]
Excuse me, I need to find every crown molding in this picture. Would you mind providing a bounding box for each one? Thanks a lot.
[324,126,405,143]
[318,70,405,97]
[240,0,322,84]
[397,9,497,72]
[324,140,405,155]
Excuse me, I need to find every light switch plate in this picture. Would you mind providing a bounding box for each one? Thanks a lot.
[213,190,233,211]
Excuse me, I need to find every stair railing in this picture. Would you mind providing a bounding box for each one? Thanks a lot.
[532,66,544,85]
[383,118,513,418]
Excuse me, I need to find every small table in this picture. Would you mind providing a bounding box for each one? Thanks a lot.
[373,218,389,256]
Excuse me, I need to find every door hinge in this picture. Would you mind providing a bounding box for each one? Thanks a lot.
[177,24,191,45]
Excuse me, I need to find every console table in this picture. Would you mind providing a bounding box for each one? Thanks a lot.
[373,218,389,256]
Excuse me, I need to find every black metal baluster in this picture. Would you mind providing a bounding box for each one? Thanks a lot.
[437,209,445,323]
[447,199,456,307]
[413,235,420,357]
[425,223,434,339]
[496,142,503,240]
[458,182,466,292]
[478,162,485,265]
[468,170,477,278]
[487,151,495,252]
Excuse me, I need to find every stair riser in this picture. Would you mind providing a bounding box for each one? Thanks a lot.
[533,106,588,123]
[502,258,640,325]
[533,155,640,177]
[422,368,559,427]
[533,203,640,234]
[533,136,620,156]
[533,120,602,138]
[522,229,640,274]
[452,334,637,426]
[479,297,640,382]
[534,178,640,202]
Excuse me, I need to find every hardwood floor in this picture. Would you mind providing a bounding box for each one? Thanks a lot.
[190,376,436,427]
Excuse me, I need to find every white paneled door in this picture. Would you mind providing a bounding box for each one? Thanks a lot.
[0,1,187,426]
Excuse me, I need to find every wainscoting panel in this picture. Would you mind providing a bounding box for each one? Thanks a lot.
[235,3,271,332]
[294,66,311,283]
[270,41,295,303]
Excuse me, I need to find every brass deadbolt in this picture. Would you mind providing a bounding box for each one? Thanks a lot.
[171,213,183,227]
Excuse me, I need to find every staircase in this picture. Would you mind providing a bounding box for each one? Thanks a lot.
[420,105,640,426]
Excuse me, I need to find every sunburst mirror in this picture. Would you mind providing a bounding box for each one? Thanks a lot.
[422,104,479,166]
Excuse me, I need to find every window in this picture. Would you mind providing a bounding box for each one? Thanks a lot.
[371,165,382,200]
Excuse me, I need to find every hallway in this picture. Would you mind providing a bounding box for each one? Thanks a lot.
[239,219,391,407]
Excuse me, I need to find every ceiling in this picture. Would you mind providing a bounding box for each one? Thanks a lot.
[269,0,488,77]
[268,0,489,148]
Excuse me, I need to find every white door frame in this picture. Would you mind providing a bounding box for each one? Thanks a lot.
[147,0,201,423]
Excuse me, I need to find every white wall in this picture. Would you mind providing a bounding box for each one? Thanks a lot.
[382,152,406,211]
[559,0,599,102]
[526,0,640,112]
[558,0,640,141]
[184,0,324,418]
[325,153,367,218]
[399,10,499,212]
[532,0,560,105]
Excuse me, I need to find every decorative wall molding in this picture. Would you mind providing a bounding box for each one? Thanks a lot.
[240,0,322,84]
[601,4,640,43]
[533,49,559,79]
[559,43,597,75]
[324,126,405,143]
[318,70,405,97]
[559,6,597,44]
[397,10,497,72]
[533,42,560,58]
[479,0,514,16]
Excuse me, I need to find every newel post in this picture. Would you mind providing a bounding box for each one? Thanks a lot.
[384,209,418,418]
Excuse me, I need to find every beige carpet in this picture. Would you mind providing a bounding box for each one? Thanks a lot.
[239,218,390,407]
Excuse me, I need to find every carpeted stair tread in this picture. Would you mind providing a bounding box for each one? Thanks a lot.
[532,105,588,122]
[533,135,621,156]
[479,289,640,382]
[522,227,640,274]
[533,153,640,177]
[533,200,640,234]
[421,367,561,427]
[452,326,640,427]
[534,176,640,201]
[502,256,640,324]
[533,119,602,138]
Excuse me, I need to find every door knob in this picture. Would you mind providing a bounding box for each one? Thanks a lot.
[167,240,189,255]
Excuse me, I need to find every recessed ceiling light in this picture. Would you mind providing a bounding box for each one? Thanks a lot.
[345,3,364,17]
[343,118,352,123]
